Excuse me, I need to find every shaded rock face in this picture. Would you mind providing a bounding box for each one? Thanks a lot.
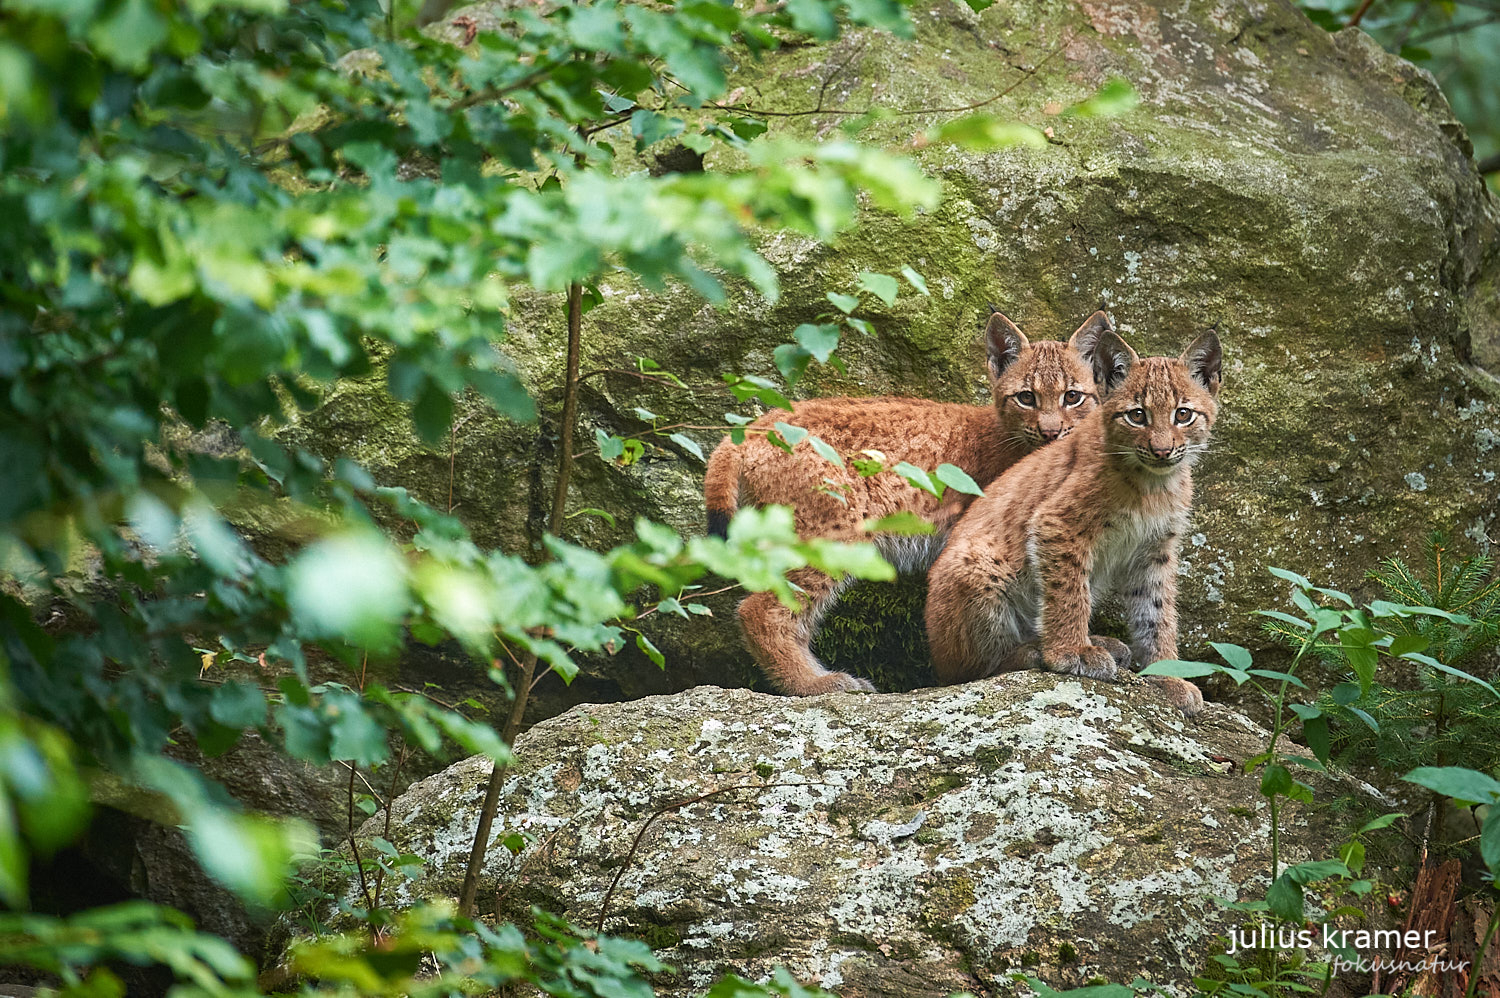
[361,678,1394,995]
[286,0,1500,704]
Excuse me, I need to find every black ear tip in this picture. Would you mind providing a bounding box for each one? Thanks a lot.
[988,302,1001,315]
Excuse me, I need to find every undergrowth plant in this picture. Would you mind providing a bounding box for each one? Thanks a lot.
[1280,533,1500,781]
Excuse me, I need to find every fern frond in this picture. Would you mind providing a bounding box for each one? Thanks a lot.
[1448,570,1500,616]
[1371,557,1432,606]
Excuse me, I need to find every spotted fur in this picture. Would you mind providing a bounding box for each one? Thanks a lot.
[704,310,1119,696]
[924,330,1223,715]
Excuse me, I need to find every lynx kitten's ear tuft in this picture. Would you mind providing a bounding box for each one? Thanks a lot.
[1066,310,1114,363]
[1181,331,1223,396]
[1091,331,1138,395]
[985,312,1029,380]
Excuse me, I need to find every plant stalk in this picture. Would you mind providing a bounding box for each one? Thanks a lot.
[457,282,583,919]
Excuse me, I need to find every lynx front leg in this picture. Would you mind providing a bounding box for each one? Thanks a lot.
[737,568,874,696]
[1122,534,1204,715]
[1035,520,1118,681]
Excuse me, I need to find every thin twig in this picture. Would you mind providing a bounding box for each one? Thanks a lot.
[593,780,826,934]
[391,683,464,712]
[1406,12,1500,44]
[1345,0,1377,28]
[633,583,743,621]
[346,762,378,921]
[336,760,388,808]
[684,31,1073,121]
[370,743,410,910]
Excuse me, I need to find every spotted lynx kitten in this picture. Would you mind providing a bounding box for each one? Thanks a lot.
[704,310,1120,696]
[924,330,1223,715]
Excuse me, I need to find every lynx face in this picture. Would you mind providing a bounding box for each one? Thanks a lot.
[1098,332,1221,476]
[987,311,1114,450]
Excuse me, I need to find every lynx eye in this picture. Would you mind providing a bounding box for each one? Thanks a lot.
[1122,408,1148,426]
[1174,407,1196,425]
[1014,391,1037,408]
[1063,389,1084,407]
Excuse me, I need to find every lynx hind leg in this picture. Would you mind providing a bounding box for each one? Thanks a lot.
[736,568,876,696]
[1145,675,1205,717]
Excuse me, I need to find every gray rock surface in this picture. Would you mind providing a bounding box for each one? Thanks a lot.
[357,675,1399,995]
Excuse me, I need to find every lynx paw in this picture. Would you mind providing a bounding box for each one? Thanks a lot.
[1044,644,1120,681]
[803,672,877,695]
[1147,675,1205,716]
[1089,635,1132,671]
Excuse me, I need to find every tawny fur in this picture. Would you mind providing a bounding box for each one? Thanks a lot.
[924,330,1224,716]
[705,310,1117,696]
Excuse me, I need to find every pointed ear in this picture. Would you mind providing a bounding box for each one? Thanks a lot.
[985,312,1028,380]
[1066,310,1114,365]
[1181,331,1222,396]
[1092,331,1138,396]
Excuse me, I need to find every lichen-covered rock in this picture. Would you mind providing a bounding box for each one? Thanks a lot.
[284,0,1500,705]
[358,676,1398,995]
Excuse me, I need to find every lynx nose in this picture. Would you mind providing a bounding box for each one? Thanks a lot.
[1150,442,1175,459]
[1038,426,1061,442]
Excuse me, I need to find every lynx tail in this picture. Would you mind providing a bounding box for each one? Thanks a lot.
[703,439,742,538]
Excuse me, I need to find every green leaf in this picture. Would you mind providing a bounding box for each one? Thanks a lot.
[861,511,936,535]
[773,422,809,447]
[565,507,618,529]
[631,109,686,149]
[855,271,899,306]
[927,115,1047,150]
[1208,642,1252,671]
[794,322,841,362]
[1264,875,1304,921]
[1140,660,1220,679]
[893,461,940,497]
[596,429,625,462]
[1403,766,1500,804]
[1245,668,1308,689]
[1064,77,1139,117]
[411,383,454,444]
[1403,654,1500,698]
[328,700,388,766]
[209,683,267,729]
[1482,808,1500,878]
[900,265,929,295]
[1357,812,1405,834]
[87,0,168,71]
[807,435,845,468]
[287,533,410,652]
[1302,715,1330,765]
[784,0,838,37]
[636,632,666,669]
[1260,764,1293,797]
[669,433,705,462]
[934,464,983,497]
[1386,633,1429,658]
[1256,609,1311,629]
[1268,566,1314,589]
[826,292,860,314]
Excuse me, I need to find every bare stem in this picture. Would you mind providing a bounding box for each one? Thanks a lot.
[458,283,583,919]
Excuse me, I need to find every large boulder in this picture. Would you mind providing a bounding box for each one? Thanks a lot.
[284,0,1500,706]
[354,677,1403,995]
